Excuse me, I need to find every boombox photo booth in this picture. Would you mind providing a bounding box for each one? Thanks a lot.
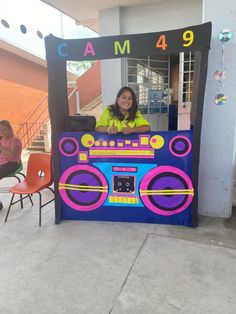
[45,22,211,227]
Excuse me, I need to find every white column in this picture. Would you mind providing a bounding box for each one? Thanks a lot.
[99,7,123,107]
[199,0,236,217]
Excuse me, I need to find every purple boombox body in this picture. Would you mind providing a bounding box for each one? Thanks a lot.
[58,131,194,226]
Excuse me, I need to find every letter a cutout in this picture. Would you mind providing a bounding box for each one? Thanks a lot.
[84,42,96,57]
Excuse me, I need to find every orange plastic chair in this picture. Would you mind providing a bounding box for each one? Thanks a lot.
[5,153,54,226]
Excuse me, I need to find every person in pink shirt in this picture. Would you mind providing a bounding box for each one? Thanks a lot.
[0,120,22,210]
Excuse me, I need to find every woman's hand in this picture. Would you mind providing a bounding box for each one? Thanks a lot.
[122,124,151,134]
[122,124,133,135]
[108,122,118,134]
[0,142,19,158]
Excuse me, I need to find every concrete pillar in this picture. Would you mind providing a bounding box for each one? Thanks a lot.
[99,7,123,107]
[199,0,236,217]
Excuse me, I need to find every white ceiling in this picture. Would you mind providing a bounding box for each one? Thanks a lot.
[41,0,164,32]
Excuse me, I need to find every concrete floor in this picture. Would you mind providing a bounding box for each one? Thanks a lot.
[0,155,236,314]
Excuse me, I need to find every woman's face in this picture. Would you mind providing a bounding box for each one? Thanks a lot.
[0,125,10,139]
[117,90,133,114]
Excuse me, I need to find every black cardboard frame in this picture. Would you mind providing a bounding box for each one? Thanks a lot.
[45,22,212,225]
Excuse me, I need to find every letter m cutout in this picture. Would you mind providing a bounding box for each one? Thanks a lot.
[114,40,131,55]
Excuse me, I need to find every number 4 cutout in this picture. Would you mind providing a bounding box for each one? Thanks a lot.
[156,35,167,50]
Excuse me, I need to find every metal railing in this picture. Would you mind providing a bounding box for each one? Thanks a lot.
[17,87,77,148]
[16,95,49,148]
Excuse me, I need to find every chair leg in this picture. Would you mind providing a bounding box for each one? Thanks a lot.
[20,195,23,209]
[39,192,42,227]
[37,189,54,227]
[5,193,15,222]
[28,194,34,206]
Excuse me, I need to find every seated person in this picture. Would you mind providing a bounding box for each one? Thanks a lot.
[0,120,22,210]
[95,86,151,134]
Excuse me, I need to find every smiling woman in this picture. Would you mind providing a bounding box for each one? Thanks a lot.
[95,86,151,134]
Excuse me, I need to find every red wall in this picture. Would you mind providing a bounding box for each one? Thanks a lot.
[0,48,101,132]
[0,49,76,131]
[0,79,47,131]
[0,48,48,132]
[0,48,48,91]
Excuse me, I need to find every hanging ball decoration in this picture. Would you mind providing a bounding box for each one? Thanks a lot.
[218,29,233,42]
[214,70,226,81]
[214,93,228,106]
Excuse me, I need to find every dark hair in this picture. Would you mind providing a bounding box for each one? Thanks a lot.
[109,86,138,121]
[0,120,14,136]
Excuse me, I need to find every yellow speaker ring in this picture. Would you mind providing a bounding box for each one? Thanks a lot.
[81,134,95,147]
[150,135,164,149]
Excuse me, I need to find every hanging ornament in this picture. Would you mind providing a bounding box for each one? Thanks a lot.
[214,29,233,105]
[218,29,233,42]
[214,93,228,106]
[214,70,226,81]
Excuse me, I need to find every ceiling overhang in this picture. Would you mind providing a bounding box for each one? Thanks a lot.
[41,0,164,33]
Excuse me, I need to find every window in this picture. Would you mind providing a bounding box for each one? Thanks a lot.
[179,52,194,103]
[125,56,169,105]
[125,56,170,130]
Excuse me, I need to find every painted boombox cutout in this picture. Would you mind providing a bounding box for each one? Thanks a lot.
[58,131,194,225]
